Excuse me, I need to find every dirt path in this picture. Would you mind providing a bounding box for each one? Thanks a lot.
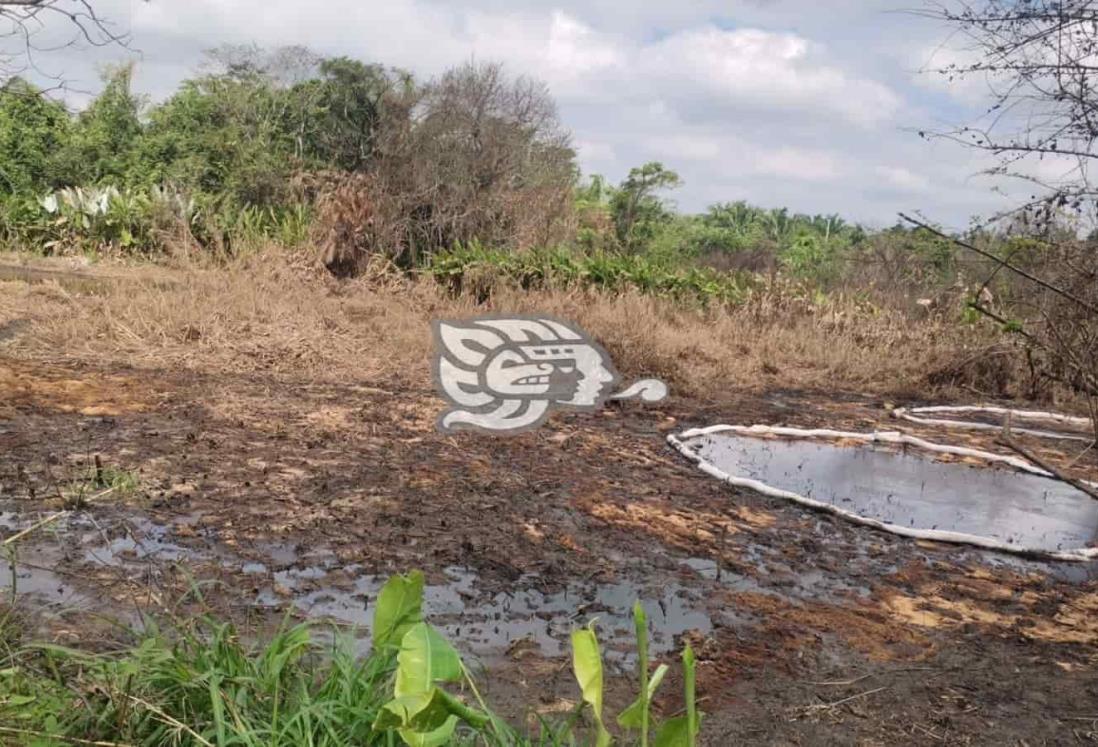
[2,350,1097,744]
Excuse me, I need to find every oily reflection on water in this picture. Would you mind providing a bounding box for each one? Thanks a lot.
[686,434,1098,553]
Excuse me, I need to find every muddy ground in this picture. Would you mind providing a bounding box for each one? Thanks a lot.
[2,266,1098,745]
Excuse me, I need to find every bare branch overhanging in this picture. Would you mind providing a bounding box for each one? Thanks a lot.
[1,0,138,87]
[921,1,1098,220]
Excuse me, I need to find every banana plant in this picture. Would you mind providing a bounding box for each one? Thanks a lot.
[652,646,701,747]
[373,622,489,746]
[617,602,669,747]
[572,622,612,747]
[572,605,702,747]
[372,572,491,747]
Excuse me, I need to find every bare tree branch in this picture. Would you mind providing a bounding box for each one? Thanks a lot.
[920,0,1098,220]
[1,0,138,87]
[996,437,1098,501]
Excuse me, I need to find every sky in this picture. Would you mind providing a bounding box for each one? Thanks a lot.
[10,0,1037,228]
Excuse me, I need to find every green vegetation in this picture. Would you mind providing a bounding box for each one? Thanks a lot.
[69,459,141,505]
[0,44,983,307]
[5,42,1072,359]
[428,243,751,306]
[0,572,701,746]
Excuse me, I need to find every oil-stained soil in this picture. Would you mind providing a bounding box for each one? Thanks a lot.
[3,271,1098,744]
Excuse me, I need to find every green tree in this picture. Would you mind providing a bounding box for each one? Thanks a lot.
[64,64,143,185]
[290,58,408,171]
[704,201,759,233]
[610,162,681,252]
[135,68,297,205]
[0,77,73,195]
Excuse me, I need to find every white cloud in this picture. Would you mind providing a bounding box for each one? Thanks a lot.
[643,27,901,127]
[754,147,843,182]
[575,139,616,163]
[545,11,622,81]
[876,166,932,193]
[642,133,723,162]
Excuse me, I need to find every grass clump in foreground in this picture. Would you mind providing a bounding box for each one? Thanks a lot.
[0,571,701,746]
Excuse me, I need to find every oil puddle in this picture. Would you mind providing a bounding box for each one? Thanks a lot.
[0,550,93,613]
[0,511,97,614]
[680,556,872,601]
[1,506,711,667]
[257,564,711,668]
[79,518,198,566]
[0,507,212,615]
[976,552,1098,584]
[680,432,1098,556]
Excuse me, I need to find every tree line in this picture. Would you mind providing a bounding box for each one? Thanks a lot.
[0,44,888,273]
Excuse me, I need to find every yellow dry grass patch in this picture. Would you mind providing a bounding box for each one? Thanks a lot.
[0,358,155,417]
[729,591,936,662]
[585,499,775,550]
[304,406,358,430]
[883,575,1098,645]
[0,248,1029,405]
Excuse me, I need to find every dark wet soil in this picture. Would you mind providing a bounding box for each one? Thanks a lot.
[2,354,1098,745]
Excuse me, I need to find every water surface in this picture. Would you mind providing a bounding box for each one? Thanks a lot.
[683,433,1098,553]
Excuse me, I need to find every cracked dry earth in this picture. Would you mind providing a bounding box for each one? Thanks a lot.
[2,352,1098,745]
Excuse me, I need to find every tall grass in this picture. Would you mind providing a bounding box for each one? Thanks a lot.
[0,571,701,746]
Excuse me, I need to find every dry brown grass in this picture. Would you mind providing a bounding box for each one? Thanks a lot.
[306,171,380,277]
[0,248,1072,407]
